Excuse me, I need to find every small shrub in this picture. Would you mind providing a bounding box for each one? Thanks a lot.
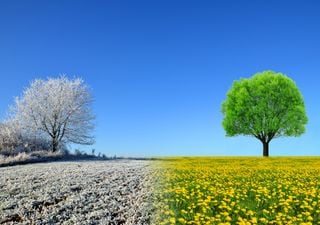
[74,149,82,156]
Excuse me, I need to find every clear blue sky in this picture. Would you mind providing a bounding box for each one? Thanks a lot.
[1,0,320,156]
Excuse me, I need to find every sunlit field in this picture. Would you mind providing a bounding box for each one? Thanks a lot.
[153,157,320,225]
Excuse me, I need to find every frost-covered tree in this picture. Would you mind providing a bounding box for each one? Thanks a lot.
[0,120,23,152]
[0,119,51,154]
[12,76,95,152]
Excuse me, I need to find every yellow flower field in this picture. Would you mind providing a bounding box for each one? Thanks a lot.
[152,157,320,225]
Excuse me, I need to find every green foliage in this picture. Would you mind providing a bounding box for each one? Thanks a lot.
[221,70,308,143]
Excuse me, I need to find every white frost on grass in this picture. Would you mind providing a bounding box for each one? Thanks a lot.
[0,160,153,225]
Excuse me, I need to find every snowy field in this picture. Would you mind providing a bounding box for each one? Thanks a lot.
[0,160,153,225]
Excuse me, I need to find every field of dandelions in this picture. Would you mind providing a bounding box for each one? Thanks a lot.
[153,157,320,225]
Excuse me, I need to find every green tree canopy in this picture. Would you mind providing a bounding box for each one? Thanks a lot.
[221,71,308,156]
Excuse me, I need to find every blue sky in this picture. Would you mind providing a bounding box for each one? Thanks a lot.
[0,0,320,156]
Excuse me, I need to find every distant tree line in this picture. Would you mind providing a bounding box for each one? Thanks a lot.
[0,76,95,156]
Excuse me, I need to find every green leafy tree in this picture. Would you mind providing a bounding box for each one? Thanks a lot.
[221,71,308,156]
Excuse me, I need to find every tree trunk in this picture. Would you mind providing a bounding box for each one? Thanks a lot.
[52,137,58,152]
[263,141,269,157]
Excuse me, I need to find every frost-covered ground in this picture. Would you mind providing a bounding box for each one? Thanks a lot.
[0,160,153,225]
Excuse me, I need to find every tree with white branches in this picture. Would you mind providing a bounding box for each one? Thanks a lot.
[0,120,23,151]
[0,119,51,153]
[12,76,95,152]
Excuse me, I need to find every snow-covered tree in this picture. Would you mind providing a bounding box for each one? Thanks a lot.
[12,76,95,152]
[0,119,51,154]
[0,120,22,151]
